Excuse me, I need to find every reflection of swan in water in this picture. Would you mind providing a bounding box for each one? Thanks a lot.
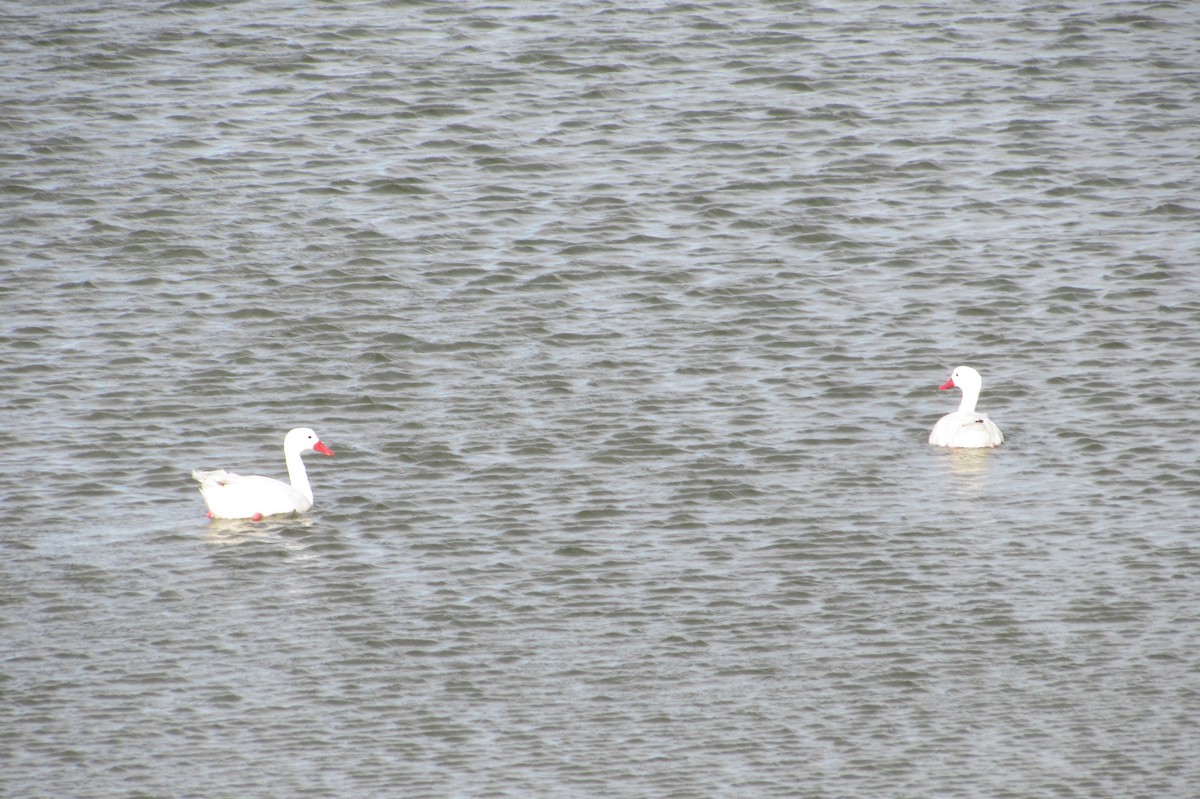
[944,446,990,475]
[937,446,992,499]
[203,515,316,547]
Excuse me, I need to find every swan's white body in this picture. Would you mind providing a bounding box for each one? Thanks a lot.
[192,427,333,519]
[928,366,1003,448]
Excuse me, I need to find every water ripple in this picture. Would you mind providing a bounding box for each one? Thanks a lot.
[3,1,1200,797]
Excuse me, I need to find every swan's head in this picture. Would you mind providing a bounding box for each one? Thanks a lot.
[939,365,983,393]
[285,427,334,457]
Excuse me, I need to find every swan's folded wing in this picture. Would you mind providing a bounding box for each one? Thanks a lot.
[981,415,1004,446]
[956,416,1004,448]
[192,468,238,486]
[930,411,1003,448]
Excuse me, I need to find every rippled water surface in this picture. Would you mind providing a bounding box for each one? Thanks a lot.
[3,1,1200,796]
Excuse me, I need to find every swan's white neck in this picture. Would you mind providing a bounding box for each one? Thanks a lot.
[285,447,314,504]
[957,382,981,415]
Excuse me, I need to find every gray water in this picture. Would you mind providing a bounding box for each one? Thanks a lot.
[3,1,1200,796]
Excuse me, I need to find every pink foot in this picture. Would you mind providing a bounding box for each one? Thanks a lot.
[251,513,263,521]
[206,511,213,519]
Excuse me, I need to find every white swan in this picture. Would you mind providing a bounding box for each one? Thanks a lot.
[192,427,334,519]
[928,366,1004,448]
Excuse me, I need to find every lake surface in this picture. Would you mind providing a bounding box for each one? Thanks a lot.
[3,1,1199,796]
